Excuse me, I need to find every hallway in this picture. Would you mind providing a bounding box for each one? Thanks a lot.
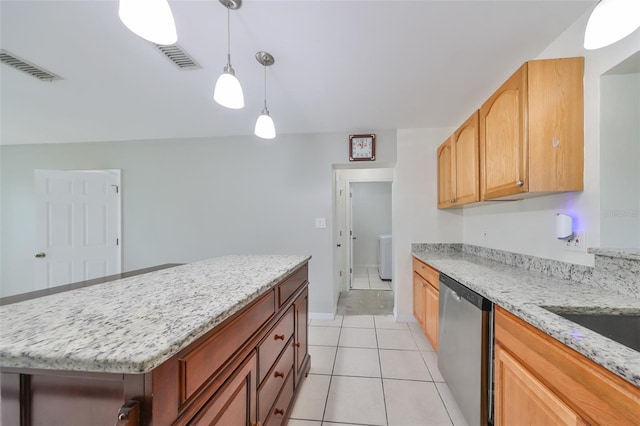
[288,290,468,425]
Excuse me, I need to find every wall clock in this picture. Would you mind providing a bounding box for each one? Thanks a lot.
[349,134,376,161]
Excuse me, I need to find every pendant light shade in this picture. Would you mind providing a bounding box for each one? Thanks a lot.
[255,111,276,139]
[584,0,640,50]
[214,0,244,109]
[255,51,276,139]
[214,64,244,109]
[118,0,177,45]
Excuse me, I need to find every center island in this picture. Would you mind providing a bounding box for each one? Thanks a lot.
[0,254,311,426]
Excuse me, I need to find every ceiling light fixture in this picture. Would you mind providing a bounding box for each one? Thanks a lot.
[254,51,276,139]
[584,0,640,50]
[213,0,244,109]
[118,0,177,45]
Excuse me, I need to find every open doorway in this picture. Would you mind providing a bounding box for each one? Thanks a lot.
[332,167,394,316]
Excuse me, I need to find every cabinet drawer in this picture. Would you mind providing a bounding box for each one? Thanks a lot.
[179,290,275,403]
[258,342,294,423]
[278,264,308,307]
[264,367,294,426]
[258,306,294,384]
[413,257,439,290]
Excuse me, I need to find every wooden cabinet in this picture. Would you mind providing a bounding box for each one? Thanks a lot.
[412,257,439,351]
[188,351,257,426]
[494,306,640,426]
[480,57,584,200]
[1,263,311,426]
[438,111,480,208]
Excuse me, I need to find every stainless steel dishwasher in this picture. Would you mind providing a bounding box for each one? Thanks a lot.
[438,273,493,426]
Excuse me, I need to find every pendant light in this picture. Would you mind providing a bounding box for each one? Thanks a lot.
[584,0,640,50]
[118,0,177,45]
[213,0,244,109]
[254,51,276,139]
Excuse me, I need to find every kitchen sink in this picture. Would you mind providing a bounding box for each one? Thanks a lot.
[542,307,640,352]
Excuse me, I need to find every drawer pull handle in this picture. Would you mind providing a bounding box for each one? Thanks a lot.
[274,334,285,340]
[274,371,285,378]
[294,342,301,348]
[274,408,285,416]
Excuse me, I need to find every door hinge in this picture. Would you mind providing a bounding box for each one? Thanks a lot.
[339,271,342,277]
[111,184,119,194]
[116,238,119,246]
[350,268,352,274]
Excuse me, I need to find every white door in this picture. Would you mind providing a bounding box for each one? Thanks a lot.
[34,169,122,289]
[333,172,346,299]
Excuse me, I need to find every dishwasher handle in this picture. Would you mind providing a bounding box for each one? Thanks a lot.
[450,290,461,302]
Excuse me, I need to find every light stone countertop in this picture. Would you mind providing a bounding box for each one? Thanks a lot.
[0,254,310,374]
[412,249,640,387]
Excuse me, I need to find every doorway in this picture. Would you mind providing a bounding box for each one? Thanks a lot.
[34,169,122,290]
[332,167,394,315]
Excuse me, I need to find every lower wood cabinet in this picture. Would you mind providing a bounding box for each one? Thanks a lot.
[494,306,640,426]
[0,263,311,426]
[188,351,258,426]
[412,257,439,351]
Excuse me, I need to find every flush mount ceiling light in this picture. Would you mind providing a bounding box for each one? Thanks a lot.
[254,51,276,139]
[584,0,640,50]
[119,0,177,45]
[213,0,244,109]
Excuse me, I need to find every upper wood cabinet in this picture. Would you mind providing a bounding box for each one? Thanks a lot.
[437,110,480,208]
[480,57,584,200]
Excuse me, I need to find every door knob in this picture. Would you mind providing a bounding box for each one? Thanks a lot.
[35,252,46,258]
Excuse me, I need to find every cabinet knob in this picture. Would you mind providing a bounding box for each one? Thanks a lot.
[274,334,285,341]
[450,199,455,203]
[35,252,46,258]
[274,371,285,378]
[516,180,524,187]
[294,342,301,348]
[274,408,285,416]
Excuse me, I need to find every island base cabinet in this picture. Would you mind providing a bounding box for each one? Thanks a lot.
[0,262,311,426]
[494,306,640,426]
[187,351,257,426]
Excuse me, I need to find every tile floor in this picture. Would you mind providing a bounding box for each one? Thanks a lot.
[351,266,393,291]
[289,313,468,426]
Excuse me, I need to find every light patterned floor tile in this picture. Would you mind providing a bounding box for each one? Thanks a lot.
[384,379,452,426]
[323,376,386,425]
[342,315,375,329]
[308,326,341,347]
[421,350,445,382]
[379,349,432,381]
[374,314,409,330]
[308,345,337,375]
[436,382,469,426]
[310,315,344,328]
[376,329,418,350]
[289,374,331,421]
[333,347,381,377]
[338,327,377,348]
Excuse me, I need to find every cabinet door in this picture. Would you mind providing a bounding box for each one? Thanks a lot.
[424,284,438,351]
[188,352,257,426]
[412,273,427,332]
[480,63,528,200]
[494,344,586,426]
[453,111,480,205]
[437,137,455,208]
[294,288,309,383]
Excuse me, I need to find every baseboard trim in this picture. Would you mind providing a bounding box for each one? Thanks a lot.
[309,312,336,321]
[395,314,417,323]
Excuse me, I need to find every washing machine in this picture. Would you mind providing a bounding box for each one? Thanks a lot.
[378,234,392,280]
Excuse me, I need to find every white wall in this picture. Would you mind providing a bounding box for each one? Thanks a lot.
[351,182,392,267]
[600,72,640,248]
[462,10,640,265]
[393,128,462,321]
[0,130,397,318]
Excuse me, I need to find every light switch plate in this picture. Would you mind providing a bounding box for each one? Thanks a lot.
[315,218,326,228]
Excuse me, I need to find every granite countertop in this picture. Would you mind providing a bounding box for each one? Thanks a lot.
[412,249,640,387]
[0,254,311,374]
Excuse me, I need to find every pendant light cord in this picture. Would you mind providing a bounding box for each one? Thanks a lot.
[263,65,268,110]
[226,5,231,65]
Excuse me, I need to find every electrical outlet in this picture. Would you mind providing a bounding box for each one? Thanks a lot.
[561,231,586,252]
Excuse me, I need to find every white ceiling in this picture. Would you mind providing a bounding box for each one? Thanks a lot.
[0,0,595,145]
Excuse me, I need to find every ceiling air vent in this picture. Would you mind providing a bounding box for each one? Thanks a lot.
[0,50,62,81]
[154,44,201,70]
